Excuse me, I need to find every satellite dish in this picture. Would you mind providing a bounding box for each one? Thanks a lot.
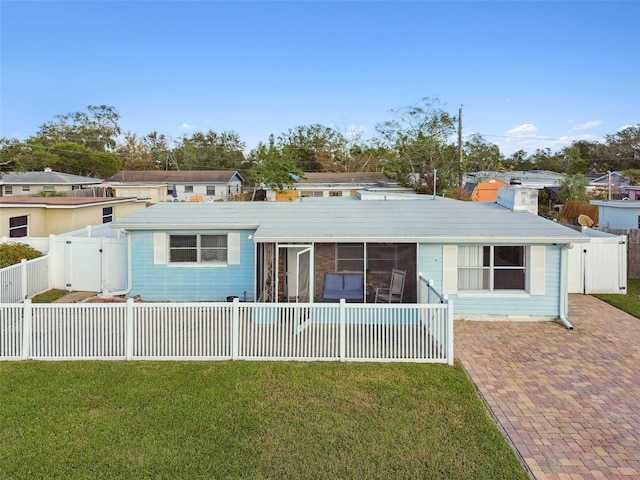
[578,214,594,227]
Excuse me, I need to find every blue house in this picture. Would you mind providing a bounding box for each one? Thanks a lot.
[110,186,588,325]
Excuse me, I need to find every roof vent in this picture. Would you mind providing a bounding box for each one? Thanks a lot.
[44,167,53,173]
[510,178,522,185]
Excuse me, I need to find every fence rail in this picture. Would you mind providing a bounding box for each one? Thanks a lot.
[0,298,454,364]
[0,257,51,303]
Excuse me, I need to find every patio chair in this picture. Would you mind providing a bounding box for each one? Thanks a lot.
[374,268,406,303]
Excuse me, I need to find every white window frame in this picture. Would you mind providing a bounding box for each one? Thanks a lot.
[443,245,545,296]
[169,234,227,264]
[457,245,526,292]
[102,206,113,223]
[154,232,241,266]
[9,215,28,237]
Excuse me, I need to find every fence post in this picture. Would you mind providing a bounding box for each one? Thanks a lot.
[445,297,454,366]
[20,259,28,300]
[21,299,32,360]
[125,298,134,360]
[232,298,240,360]
[339,299,346,362]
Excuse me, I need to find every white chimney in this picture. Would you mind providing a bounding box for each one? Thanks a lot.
[497,186,538,215]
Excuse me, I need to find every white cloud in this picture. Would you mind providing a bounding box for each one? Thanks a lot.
[506,124,538,136]
[572,120,602,131]
[180,123,194,130]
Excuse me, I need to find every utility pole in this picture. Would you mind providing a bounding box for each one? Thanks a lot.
[458,105,463,188]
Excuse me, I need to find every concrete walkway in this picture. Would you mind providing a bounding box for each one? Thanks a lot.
[455,295,640,480]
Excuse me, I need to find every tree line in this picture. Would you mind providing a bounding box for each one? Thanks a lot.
[1,100,638,195]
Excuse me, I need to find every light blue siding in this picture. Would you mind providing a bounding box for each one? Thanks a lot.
[129,230,256,302]
[418,244,562,317]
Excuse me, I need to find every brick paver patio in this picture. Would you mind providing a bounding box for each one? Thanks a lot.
[455,294,640,480]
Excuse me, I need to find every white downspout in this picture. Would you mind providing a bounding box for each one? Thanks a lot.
[558,243,573,330]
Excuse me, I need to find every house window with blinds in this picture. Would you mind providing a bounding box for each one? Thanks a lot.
[458,246,525,291]
[169,234,227,263]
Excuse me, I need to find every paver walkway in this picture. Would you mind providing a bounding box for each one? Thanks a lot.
[455,294,640,480]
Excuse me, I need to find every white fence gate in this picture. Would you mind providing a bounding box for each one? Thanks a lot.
[49,236,127,293]
[568,232,627,294]
[1,232,128,296]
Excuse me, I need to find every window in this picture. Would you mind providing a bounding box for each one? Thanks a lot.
[458,245,525,291]
[300,191,323,198]
[5,186,12,194]
[22,185,30,193]
[103,206,113,223]
[329,191,342,197]
[9,215,28,238]
[42,185,55,192]
[336,244,364,272]
[169,234,227,263]
[206,186,216,196]
[184,185,194,193]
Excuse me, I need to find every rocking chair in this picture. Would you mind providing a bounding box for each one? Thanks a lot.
[374,268,406,303]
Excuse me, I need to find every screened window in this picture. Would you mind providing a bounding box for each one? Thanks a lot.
[206,186,216,195]
[184,185,194,193]
[458,246,525,291]
[367,244,398,274]
[103,206,113,223]
[22,185,30,193]
[5,186,12,194]
[42,185,55,192]
[336,244,364,272]
[169,234,227,263]
[9,215,28,238]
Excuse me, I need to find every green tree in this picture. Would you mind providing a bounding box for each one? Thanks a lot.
[375,97,457,194]
[558,173,590,203]
[117,133,155,170]
[36,105,121,152]
[463,134,504,173]
[276,124,347,172]
[602,125,640,170]
[247,134,304,196]
[175,130,245,170]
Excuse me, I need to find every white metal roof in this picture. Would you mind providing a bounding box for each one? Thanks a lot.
[112,195,589,245]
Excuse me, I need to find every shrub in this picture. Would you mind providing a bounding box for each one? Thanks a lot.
[0,243,43,268]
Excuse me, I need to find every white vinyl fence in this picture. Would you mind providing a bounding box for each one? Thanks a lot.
[0,298,454,364]
[0,257,51,303]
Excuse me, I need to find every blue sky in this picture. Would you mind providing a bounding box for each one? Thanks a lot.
[1,1,638,156]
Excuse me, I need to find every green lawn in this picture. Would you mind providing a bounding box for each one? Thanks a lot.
[594,278,640,319]
[0,362,529,480]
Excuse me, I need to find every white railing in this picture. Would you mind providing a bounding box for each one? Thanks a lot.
[0,257,51,303]
[0,297,454,364]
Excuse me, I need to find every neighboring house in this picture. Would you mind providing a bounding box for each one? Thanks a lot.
[0,168,102,196]
[591,200,640,230]
[586,171,630,199]
[463,178,509,202]
[0,196,145,237]
[464,170,565,190]
[626,186,640,201]
[269,172,411,201]
[111,186,589,324]
[104,170,244,203]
